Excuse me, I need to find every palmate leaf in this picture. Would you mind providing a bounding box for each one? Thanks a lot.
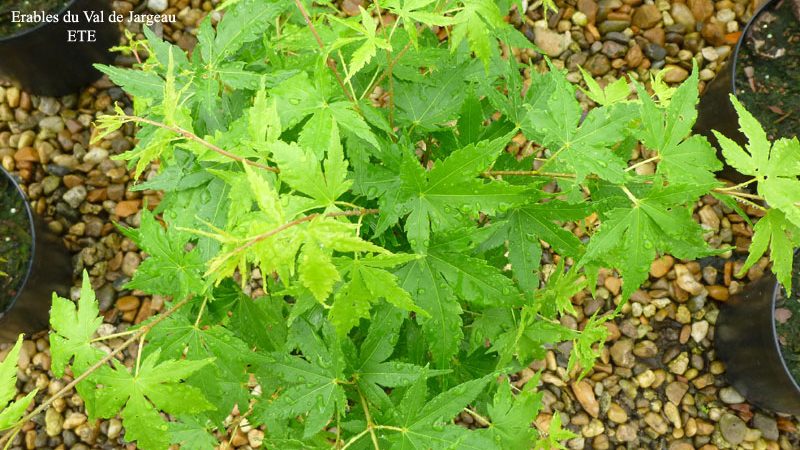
[384,0,458,48]
[49,271,104,376]
[485,200,591,292]
[394,68,467,132]
[354,303,447,410]
[382,374,499,449]
[120,208,206,300]
[523,67,633,183]
[635,68,722,186]
[450,0,513,65]
[712,95,800,292]
[92,352,213,450]
[145,314,257,425]
[580,183,713,298]
[0,336,37,431]
[480,380,541,449]
[739,209,800,294]
[257,320,347,439]
[329,254,421,336]
[384,132,528,252]
[396,257,463,368]
[202,0,287,66]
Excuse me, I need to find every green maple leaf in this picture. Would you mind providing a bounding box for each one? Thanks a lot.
[396,257,463,368]
[0,336,37,430]
[204,0,287,66]
[329,254,421,336]
[394,68,466,132]
[91,352,212,450]
[120,208,206,299]
[354,304,447,409]
[486,200,591,291]
[523,67,633,183]
[715,95,800,229]
[385,0,458,48]
[385,132,528,251]
[384,374,498,449]
[635,68,722,186]
[258,320,347,439]
[328,6,392,82]
[580,183,712,298]
[271,136,351,208]
[145,314,257,425]
[450,0,509,65]
[480,380,541,448]
[578,67,631,106]
[739,209,800,294]
[49,271,104,377]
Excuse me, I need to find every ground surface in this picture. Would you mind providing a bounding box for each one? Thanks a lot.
[0,0,798,448]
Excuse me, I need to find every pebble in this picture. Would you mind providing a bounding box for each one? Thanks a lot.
[691,320,709,342]
[632,4,662,28]
[147,0,168,12]
[645,411,669,435]
[753,413,779,441]
[607,403,628,423]
[665,381,689,404]
[707,285,729,301]
[670,3,695,28]
[720,413,747,445]
[675,264,704,295]
[571,380,600,418]
[609,339,634,368]
[63,186,87,208]
[719,386,745,404]
[44,408,62,437]
[534,27,573,57]
[663,64,689,83]
[668,352,689,375]
[650,255,675,278]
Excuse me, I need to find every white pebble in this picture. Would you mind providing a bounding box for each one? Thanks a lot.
[147,0,168,12]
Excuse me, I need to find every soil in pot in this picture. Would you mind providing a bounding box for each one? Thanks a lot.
[0,0,70,36]
[0,175,32,311]
[734,0,800,141]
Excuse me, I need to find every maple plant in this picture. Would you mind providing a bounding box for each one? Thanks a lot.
[2,0,798,448]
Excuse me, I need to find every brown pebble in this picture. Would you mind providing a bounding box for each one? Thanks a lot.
[707,285,729,301]
[115,295,140,312]
[115,199,141,217]
[650,255,675,278]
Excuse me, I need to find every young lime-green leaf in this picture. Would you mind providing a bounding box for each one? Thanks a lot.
[298,244,340,302]
[737,209,800,294]
[578,66,630,105]
[0,336,38,431]
[50,271,104,376]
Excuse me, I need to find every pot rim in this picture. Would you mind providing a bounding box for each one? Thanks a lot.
[770,260,800,395]
[729,0,784,96]
[0,166,35,315]
[0,0,77,42]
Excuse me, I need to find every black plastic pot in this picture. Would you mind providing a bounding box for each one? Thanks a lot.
[0,0,119,96]
[693,0,779,184]
[716,272,800,415]
[0,168,72,341]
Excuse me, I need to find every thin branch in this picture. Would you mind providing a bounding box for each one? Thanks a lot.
[89,329,137,343]
[120,115,278,173]
[293,0,357,107]
[715,178,758,192]
[0,297,192,447]
[620,185,639,205]
[463,407,492,427]
[358,389,381,450]
[134,332,147,376]
[482,170,577,179]
[341,429,371,450]
[624,155,660,172]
